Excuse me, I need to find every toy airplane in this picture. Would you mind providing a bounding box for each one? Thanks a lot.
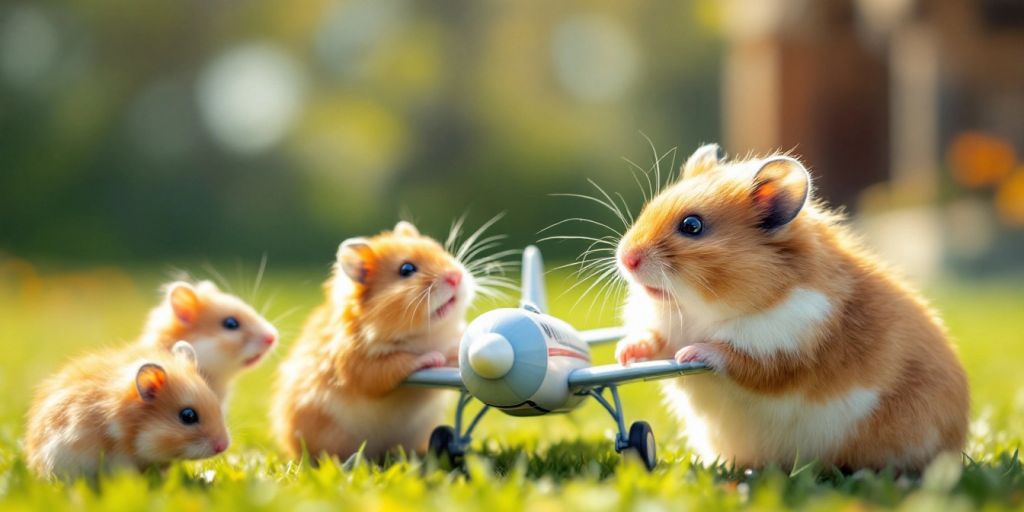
[405,246,709,470]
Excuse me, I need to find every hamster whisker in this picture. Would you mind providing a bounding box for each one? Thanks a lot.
[424,283,437,332]
[564,246,617,286]
[467,258,519,273]
[474,277,519,290]
[538,217,623,238]
[468,264,518,281]
[251,253,269,303]
[563,258,616,296]
[202,263,235,295]
[459,238,508,267]
[164,267,195,285]
[640,132,662,196]
[536,235,617,247]
[640,132,678,197]
[259,290,281,318]
[561,258,615,291]
[587,265,626,321]
[269,305,302,326]
[575,244,617,265]
[622,157,655,205]
[668,144,680,182]
[657,265,685,330]
[549,189,629,230]
[570,264,619,313]
[548,260,597,273]
[445,212,470,253]
[464,249,521,271]
[474,285,518,302]
[454,212,507,263]
[567,255,616,284]
[587,179,631,229]
[405,284,432,320]
[615,192,635,225]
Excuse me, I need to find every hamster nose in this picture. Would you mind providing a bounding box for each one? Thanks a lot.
[621,250,644,271]
[444,271,462,288]
[213,438,229,454]
[263,333,277,346]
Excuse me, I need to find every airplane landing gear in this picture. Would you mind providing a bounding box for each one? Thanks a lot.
[588,385,658,471]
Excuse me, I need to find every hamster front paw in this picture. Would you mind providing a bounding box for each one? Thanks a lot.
[415,351,448,369]
[615,330,666,365]
[674,343,725,371]
[444,348,460,367]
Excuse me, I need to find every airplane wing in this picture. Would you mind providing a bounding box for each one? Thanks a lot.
[567,360,710,390]
[404,367,467,390]
[580,326,627,345]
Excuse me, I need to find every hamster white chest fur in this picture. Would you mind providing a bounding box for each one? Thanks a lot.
[614,144,968,472]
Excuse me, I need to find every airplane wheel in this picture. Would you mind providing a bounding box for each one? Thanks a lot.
[623,421,657,471]
[427,425,464,468]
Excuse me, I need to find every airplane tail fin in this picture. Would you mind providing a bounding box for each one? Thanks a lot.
[520,245,548,313]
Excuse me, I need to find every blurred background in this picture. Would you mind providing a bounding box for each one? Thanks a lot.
[2,0,1024,277]
[1,0,1024,464]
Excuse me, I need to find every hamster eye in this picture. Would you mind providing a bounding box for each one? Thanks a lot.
[398,262,417,277]
[678,215,704,236]
[178,407,199,425]
[222,316,240,330]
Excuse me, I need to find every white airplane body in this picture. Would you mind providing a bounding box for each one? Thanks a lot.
[405,246,708,469]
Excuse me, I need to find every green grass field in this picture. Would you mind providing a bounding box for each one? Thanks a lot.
[1,259,1023,511]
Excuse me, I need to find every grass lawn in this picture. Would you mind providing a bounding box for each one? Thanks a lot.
[1,258,1022,511]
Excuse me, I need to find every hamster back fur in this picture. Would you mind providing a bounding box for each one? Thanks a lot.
[614,144,968,472]
[271,221,476,460]
[25,341,229,479]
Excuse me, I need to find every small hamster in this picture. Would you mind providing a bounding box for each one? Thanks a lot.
[271,221,476,460]
[25,341,229,479]
[138,280,278,400]
[614,144,968,472]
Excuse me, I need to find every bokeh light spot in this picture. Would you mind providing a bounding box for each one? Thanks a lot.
[552,14,639,103]
[198,43,307,155]
[996,168,1024,226]
[0,6,60,88]
[947,132,1016,189]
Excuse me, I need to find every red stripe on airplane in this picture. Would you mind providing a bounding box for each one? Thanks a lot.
[547,348,590,361]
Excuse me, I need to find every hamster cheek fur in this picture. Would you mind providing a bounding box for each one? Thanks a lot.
[133,378,229,463]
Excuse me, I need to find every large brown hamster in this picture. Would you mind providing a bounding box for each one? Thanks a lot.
[614,144,968,472]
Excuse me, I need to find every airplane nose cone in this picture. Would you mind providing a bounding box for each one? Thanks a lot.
[467,332,515,379]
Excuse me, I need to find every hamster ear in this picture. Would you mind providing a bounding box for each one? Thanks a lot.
[393,221,420,237]
[171,340,198,368]
[167,282,200,324]
[337,238,374,284]
[135,363,167,401]
[751,156,810,230]
[681,143,721,179]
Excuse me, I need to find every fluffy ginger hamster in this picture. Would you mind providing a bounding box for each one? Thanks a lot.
[138,280,278,400]
[272,221,476,460]
[614,144,968,472]
[25,341,229,479]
